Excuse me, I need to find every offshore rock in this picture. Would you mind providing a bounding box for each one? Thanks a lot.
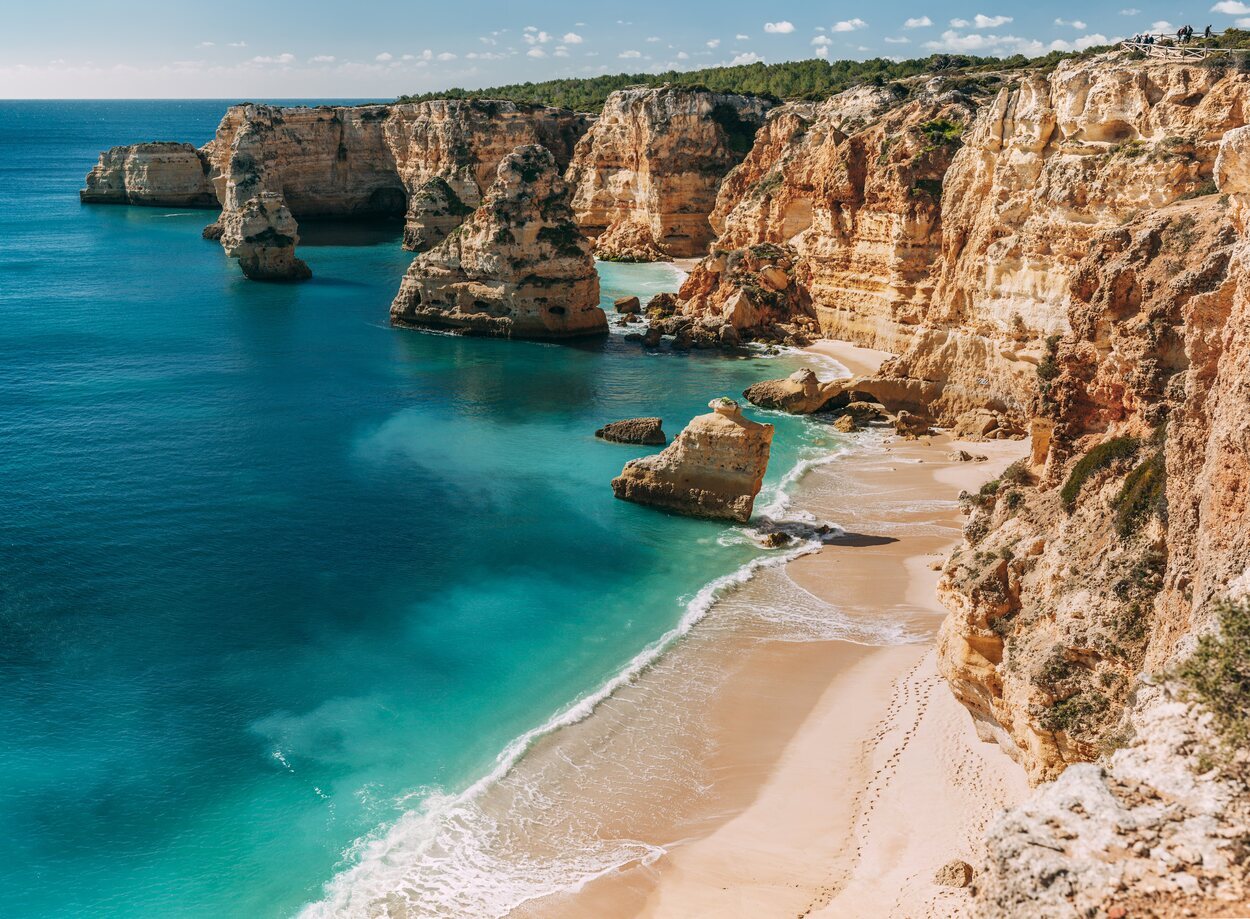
[219,192,310,281]
[742,368,843,414]
[567,87,772,258]
[611,397,773,522]
[389,145,605,339]
[595,417,666,445]
[80,142,216,207]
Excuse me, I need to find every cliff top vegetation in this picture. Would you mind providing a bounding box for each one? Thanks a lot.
[396,51,1101,111]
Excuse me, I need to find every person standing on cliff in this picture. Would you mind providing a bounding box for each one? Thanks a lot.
[1205,24,1214,39]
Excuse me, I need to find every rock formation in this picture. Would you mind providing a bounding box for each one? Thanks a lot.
[595,417,666,445]
[84,100,590,280]
[219,192,310,281]
[611,398,773,522]
[80,142,217,207]
[389,145,605,339]
[566,87,772,259]
[742,368,843,414]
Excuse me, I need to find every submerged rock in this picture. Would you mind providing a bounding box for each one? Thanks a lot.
[611,397,773,522]
[390,145,606,339]
[219,192,311,281]
[742,368,843,414]
[595,417,666,445]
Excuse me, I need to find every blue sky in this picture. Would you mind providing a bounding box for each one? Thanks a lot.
[2,1,1246,98]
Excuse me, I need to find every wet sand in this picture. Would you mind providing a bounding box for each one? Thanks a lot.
[519,345,1029,918]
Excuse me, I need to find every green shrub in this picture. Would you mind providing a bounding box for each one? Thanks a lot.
[1001,459,1032,487]
[1040,690,1110,734]
[1179,178,1220,200]
[1113,450,1167,537]
[1060,437,1139,512]
[911,178,944,199]
[918,117,964,147]
[1179,597,1250,759]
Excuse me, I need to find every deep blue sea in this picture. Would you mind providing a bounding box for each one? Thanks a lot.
[0,101,835,917]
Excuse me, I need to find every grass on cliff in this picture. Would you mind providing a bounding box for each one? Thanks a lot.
[1179,596,1250,764]
[1112,450,1167,537]
[1061,436,1139,512]
[395,51,1086,111]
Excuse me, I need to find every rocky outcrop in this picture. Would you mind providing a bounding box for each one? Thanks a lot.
[566,87,772,258]
[595,417,666,445]
[741,368,843,414]
[86,101,589,280]
[389,145,605,339]
[219,192,310,281]
[611,398,772,522]
[80,142,216,207]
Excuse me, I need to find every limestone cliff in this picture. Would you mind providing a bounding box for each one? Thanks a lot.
[928,59,1250,916]
[389,145,604,339]
[611,398,772,522]
[85,101,589,280]
[219,192,311,282]
[80,142,216,207]
[566,87,772,259]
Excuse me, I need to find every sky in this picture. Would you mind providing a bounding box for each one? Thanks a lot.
[2,1,1248,99]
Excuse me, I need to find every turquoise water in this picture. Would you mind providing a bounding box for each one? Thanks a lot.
[0,101,834,917]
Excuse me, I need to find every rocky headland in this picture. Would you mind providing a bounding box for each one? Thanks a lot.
[389,144,604,339]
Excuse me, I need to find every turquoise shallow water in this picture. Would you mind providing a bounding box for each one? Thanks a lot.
[0,101,834,917]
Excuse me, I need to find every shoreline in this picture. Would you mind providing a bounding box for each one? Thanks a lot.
[522,343,1029,918]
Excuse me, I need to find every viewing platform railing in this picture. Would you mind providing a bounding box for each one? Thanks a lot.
[1120,32,1235,60]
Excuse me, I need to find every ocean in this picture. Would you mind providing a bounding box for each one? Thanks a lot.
[0,101,849,917]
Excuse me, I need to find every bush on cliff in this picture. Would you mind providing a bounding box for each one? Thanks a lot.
[1060,437,1139,512]
[1179,597,1250,766]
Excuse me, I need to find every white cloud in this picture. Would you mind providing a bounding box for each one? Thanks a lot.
[924,30,1043,54]
[1239,16,1250,25]
[526,48,546,58]
[1049,33,1110,51]
[310,54,336,63]
[884,36,911,43]
[972,14,1013,28]
[764,21,795,33]
[252,52,296,64]
[479,36,498,46]
[904,16,933,28]
[524,25,538,32]
[1152,20,1175,30]
[1055,17,1088,28]
[833,18,868,32]
[523,30,554,45]
[554,46,570,57]
[375,52,393,61]
[562,32,583,43]
[811,35,832,45]
[198,41,215,47]
[707,38,721,48]
[1120,8,1141,14]
[228,41,247,48]
[465,51,506,60]
[437,52,456,61]
[814,46,829,58]
[1213,1,1250,13]
[420,49,433,61]
[619,49,642,58]
[736,33,751,40]
[676,50,690,59]
[730,51,764,64]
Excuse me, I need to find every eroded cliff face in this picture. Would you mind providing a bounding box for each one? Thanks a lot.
[932,62,1250,917]
[80,142,217,207]
[565,87,772,259]
[85,101,589,280]
[389,144,604,339]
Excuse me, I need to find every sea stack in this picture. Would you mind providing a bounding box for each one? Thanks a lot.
[390,144,606,339]
[79,142,217,207]
[219,192,311,282]
[611,398,773,522]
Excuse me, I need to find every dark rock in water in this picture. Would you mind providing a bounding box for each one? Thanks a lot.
[614,295,641,314]
[672,327,693,351]
[642,326,663,348]
[595,417,666,445]
[719,324,742,348]
[201,220,224,241]
[646,292,679,318]
[623,331,644,342]
[762,531,793,548]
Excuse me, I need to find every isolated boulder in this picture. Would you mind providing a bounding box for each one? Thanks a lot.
[595,417,666,445]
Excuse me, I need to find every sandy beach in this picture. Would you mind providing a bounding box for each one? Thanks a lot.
[521,340,1029,919]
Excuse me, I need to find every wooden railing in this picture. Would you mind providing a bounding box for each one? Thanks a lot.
[1120,32,1235,60]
